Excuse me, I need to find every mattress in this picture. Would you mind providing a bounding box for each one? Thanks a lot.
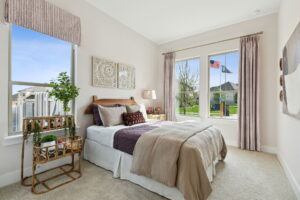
[86,119,160,147]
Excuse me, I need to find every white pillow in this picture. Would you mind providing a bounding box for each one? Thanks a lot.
[126,104,148,120]
[98,105,127,127]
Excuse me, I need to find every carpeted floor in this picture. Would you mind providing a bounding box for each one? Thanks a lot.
[0,147,296,200]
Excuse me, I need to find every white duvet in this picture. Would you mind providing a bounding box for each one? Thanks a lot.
[86,119,160,147]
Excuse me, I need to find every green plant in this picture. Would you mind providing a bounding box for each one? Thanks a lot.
[48,72,80,113]
[68,117,76,137]
[41,134,57,143]
[33,121,42,146]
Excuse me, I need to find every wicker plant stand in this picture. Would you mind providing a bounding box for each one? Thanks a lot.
[21,116,83,194]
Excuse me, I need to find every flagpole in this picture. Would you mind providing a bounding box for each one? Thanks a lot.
[219,63,221,117]
[225,56,227,86]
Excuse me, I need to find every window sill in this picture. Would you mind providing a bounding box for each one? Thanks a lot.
[2,134,23,146]
[2,127,81,147]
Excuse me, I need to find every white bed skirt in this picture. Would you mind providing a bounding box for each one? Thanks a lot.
[84,139,219,200]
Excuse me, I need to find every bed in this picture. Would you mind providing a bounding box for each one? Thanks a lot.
[84,96,227,200]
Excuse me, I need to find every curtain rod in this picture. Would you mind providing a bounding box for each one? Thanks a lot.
[162,31,263,55]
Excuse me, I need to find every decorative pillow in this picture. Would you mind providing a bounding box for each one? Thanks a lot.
[93,104,122,126]
[98,105,127,127]
[126,104,148,120]
[122,111,145,126]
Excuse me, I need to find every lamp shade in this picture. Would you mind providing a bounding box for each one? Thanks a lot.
[143,90,157,100]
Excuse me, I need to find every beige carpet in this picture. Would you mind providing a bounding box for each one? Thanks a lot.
[0,147,296,200]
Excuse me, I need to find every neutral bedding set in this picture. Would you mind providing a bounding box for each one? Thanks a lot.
[84,101,227,200]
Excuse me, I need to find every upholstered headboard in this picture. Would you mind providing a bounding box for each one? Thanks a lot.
[84,95,138,115]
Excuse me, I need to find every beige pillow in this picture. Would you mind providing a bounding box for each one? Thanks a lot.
[126,104,148,120]
[98,105,127,127]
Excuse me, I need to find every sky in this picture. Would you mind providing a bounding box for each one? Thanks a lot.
[12,25,72,94]
[175,51,239,90]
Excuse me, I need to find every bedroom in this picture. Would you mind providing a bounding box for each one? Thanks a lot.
[0,0,299,200]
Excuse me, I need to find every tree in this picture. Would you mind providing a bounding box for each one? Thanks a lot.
[48,72,80,113]
[213,92,220,104]
[176,61,198,115]
[234,92,238,104]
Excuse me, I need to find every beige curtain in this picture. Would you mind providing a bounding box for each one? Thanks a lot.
[164,53,176,121]
[5,0,81,45]
[238,35,260,151]
[0,0,5,24]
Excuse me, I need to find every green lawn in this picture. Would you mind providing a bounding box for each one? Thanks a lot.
[178,105,199,116]
[178,105,238,117]
[210,105,238,116]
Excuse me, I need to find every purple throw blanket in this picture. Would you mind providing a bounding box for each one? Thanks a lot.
[113,121,172,155]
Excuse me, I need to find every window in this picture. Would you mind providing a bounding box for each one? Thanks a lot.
[9,25,74,135]
[209,51,239,119]
[175,58,200,116]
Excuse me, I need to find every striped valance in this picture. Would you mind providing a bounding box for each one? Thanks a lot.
[5,0,81,45]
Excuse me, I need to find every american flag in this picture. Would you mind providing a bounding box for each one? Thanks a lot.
[210,60,220,69]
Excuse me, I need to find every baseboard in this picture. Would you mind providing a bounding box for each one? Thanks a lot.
[277,154,300,199]
[225,139,238,147]
[0,157,71,188]
[261,145,277,154]
[225,138,277,154]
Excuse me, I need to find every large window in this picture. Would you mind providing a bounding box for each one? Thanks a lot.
[209,51,239,119]
[175,58,200,116]
[9,25,74,135]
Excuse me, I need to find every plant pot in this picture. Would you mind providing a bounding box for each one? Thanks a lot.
[41,141,56,151]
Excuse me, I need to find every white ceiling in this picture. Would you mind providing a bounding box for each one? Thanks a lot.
[85,0,280,44]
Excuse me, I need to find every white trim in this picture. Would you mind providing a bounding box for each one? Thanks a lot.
[226,140,277,155]
[277,154,300,199]
[0,157,72,188]
[225,139,239,147]
[261,145,277,154]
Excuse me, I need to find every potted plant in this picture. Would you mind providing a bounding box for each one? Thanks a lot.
[48,72,80,115]
[33,120,42,147]
[41,134,57,151]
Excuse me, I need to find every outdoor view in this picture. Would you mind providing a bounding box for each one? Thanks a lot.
[175,51,239,119]
[209,51,239,119]
[176,58,200,116]
[10,25,72,134]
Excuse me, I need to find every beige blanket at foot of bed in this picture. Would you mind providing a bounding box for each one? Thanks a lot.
[131,121,227,200]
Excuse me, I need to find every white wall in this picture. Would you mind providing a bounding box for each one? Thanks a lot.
[0,0,160,187]
[158,14,278,152]
[277,0,300,198]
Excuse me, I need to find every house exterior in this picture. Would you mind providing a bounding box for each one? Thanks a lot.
[12,87,64,133]
[210,82,238,105]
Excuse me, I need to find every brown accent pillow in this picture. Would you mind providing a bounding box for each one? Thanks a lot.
[122,111,145,126]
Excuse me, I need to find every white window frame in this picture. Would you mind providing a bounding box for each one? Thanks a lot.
[207,50,239,120]
[7,24,76,136]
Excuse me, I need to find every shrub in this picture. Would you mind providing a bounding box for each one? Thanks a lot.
[41,134,57,143]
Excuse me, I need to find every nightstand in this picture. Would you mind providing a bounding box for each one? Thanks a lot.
[147,114,166,120]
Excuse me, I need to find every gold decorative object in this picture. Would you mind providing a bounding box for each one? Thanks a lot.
[280,90,283,102]
[147,114,166,120]
[21,115,82,194]
[279,58,283,71]
[280,75,283,86]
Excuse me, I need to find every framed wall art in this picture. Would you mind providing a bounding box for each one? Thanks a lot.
[118,63,135,89]
[92,57,118,88]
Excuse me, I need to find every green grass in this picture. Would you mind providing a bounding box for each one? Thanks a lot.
[178,105,199,116]
[210,105,238,117]
[178,105,238,117]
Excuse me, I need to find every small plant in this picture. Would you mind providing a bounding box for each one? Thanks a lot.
[41,134,57,143]
[48,72,80,113]
[24,122,32,140]
[68,117,76,137]
[33,121,42,146]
